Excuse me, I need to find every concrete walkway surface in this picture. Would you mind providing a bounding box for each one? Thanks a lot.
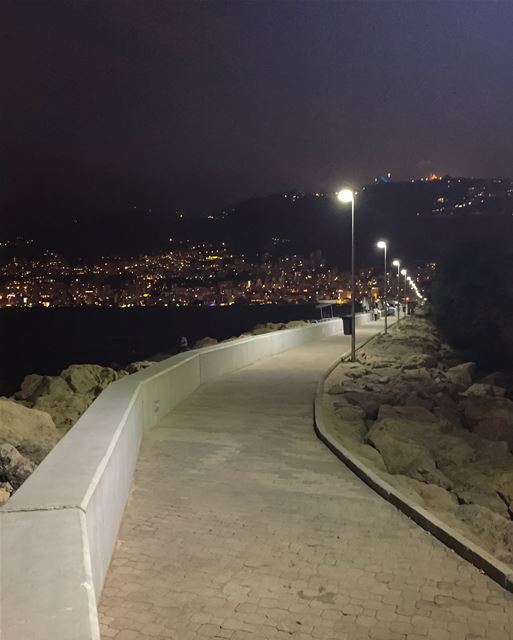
[99,321,513,640]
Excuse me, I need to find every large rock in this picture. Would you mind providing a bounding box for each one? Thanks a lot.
[332,402,367,442]
[375,405,475,467]
[28,375,73,401]
[344,390,387,419]
[0,398,58,463]
[432,393,463,429]
[0,481,13,505]
[367,421,452,489]
[34,393,94,432]
[461,396,513,451]
[386,474,458,512]
[402,353,438,370]
[454,488,510,518]
[454,504,513,564]
[193,336,218,348]
[286,320,308,329]
[461,383,506,398]
[0,443,37,490]
[14,373,44,401]
[366,405,476,488]
[126,360,154,373]
[251,322,286,335]
[446,362,476,389]
[366,409,453,489]
[60,364,118,395]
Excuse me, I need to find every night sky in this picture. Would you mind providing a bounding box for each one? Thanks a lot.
[3,0,513,224]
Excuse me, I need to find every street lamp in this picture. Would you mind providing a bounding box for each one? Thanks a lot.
[337,189,356,361]
[401,268,407,315]
[407,275,414,309]
[376,240,388,334]
[392,259,400,320]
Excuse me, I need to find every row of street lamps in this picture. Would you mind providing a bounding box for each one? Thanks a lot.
[337,188,423,362]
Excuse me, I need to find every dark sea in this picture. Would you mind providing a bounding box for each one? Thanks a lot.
[0,305,345,394]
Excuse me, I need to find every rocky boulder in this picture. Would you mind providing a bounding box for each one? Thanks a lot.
[126,360,154,373]
[193,336,218,348]
[454,488,510,518]
[332,402,367,442]
[386,474,458,512]
[446,362,476,390]
[367,420,452,489]
[34,392,94,432]
[60,364,118,395]
[454,504,513,564]
[286,320,308,329]
[461,383,506,398]
[28,376,73,402]
[0,481,13,505]
[0,398,58,463]
[461,396,513,451]
[251,322,286,335]
[401,353,438,370]
[367,405,476,488]
[344,390,389,419]
[432,394,463,429]
[14,373,45,401]
[0,443,36,490]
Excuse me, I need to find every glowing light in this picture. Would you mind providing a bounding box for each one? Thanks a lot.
[377,241,387,249]
[392,260,400,267]
[337,189,354,203]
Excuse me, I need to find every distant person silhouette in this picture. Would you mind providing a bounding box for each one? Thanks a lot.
[178,336,190,352]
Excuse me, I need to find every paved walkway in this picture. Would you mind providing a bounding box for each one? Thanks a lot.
[99,322,513,640]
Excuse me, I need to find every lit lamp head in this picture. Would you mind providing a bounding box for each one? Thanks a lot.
[392,260,400,267]
[401,269,407,276]
[337,189,354,203]
[376,240,387,250]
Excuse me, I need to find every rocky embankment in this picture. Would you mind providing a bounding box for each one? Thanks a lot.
[0,319,310,505]
[324,314,513,568]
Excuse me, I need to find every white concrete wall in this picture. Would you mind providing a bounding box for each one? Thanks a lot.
[0,317,369,640]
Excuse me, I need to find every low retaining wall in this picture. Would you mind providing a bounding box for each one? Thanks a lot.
[1,316,372,640]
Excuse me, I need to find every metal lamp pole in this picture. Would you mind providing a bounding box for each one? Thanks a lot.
[392,260,400,321]
[338,189,356,361]
[377,241,388,334]
[401,268,407,315]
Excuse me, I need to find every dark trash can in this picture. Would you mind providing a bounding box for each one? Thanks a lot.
[342,315,353,335]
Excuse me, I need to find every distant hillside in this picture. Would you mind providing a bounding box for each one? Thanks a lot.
[212,177,513,267]
[3,177,513,267]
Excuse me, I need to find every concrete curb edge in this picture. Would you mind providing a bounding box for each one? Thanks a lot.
[313,338,513,594]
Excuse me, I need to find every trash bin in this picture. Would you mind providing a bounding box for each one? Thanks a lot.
[342,315,353,335]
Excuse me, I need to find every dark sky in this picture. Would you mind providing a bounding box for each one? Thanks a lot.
[2,0,513,224]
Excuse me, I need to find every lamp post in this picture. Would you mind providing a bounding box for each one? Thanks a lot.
[377,240,388,334]
[337,189,356,361]
[401,268,407,315]
[392,259,400,321]
[407,275,413,313]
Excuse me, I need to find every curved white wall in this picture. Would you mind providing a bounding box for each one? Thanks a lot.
[0,316,370,640]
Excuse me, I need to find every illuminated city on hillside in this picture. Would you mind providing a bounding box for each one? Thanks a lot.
[0,242,432,308]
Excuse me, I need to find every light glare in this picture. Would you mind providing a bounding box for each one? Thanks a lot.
[377,240,386,249]
[337,189,354,203]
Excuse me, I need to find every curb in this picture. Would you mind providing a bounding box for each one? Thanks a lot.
[313,333,513,594]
